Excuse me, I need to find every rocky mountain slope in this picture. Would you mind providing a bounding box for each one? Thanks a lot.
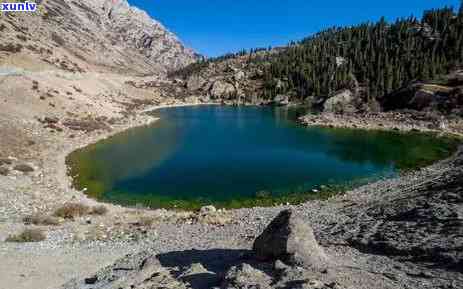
[0,0,197,75]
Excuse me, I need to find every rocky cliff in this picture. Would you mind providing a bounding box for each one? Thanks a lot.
[0,0,197,75]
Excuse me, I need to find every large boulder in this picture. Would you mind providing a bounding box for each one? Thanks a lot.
[253,209,330,269]
[323,90,357,114]
[210,80,236,99]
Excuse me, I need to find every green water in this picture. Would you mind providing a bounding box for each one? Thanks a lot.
[67,105,459,209]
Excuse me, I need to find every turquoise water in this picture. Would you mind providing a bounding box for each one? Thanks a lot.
[67,105,458,209]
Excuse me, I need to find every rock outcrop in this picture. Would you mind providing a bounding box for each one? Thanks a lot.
[253,209,330,269]
[381,81,463,116]
[210,80,236,99]
[0,0,197,75]
[323,90,357,114]
[173,53,272,105]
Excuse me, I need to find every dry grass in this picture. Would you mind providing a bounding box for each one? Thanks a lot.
[54,203,90,219]
[62,118,109,132]
[5,228,46,243]
[23,214,60,226]
[90,205,108,216]
[137,216,157,228]
[54,203,109,219]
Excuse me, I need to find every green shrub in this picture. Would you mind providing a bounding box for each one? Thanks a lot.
[90,205,108,216]
[5,228,46,242]
[54,203,90,219]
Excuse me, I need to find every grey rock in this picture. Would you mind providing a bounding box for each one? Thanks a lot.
[179,263,220,289]
[221,263,272,289]
[84,276,98,285]
[253,209,330,269]
[187,74,207,91]
[210,81,236,99]
[323,90,357,114]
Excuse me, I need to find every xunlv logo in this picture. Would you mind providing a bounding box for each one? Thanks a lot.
[1,2,37,12]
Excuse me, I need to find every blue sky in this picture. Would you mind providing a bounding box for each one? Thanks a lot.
[127,0,461,57]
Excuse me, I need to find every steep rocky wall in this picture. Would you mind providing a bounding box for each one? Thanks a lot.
[0,0,198,75]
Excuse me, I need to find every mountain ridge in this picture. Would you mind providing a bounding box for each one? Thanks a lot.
[0,0,198,75]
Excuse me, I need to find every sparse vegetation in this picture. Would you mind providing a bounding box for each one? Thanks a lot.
[62,118,110,132]
[90,205,108,216]
[53,203,109,219]
[54,203,90,219]
[5,228,46,243]
[13,164,34,173]
[0,43,23,53]
[137,215,159,227]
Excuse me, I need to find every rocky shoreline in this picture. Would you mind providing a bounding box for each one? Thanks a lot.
[300,111,463,137]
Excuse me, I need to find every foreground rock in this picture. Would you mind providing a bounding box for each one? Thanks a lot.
[253,209,330,269]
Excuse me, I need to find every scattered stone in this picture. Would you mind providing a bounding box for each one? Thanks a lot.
[84,276,98,285]
[200,205,217,214]
[179,263,219,288]
[43,116,59,124]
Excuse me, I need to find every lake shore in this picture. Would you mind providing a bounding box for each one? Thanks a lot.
[300,111,463,137]
[1,97,463,289]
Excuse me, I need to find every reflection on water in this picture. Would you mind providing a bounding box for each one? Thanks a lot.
[67,105,458,208]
